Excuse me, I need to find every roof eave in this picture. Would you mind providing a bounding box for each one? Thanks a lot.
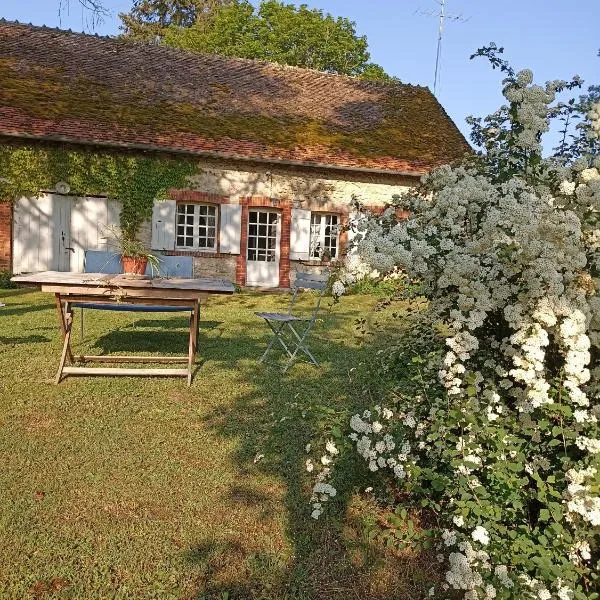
[0,131,429,178]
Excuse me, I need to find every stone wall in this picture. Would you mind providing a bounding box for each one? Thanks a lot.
[184,157,417,208]
[5,154,419,283]
[151,157,417,287]
[291,260,331,285]
[192,254,237,281]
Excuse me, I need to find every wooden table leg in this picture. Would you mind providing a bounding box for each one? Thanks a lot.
[194,299,200,356]
[54,294,74,364]
[187,300,200,386]
[55,302,73,384]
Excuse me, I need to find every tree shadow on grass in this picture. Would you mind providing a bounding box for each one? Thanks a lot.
[0,303,55,318]
[0,288,41,299]
[185,541,267,599]
[126,319,223,331]
[0,334,50,346]
[185,322,441,600]
[91,321,226,355]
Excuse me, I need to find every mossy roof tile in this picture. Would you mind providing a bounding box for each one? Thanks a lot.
[0,20,470,174]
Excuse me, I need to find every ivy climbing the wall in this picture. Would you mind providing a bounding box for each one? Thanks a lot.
[0,142,200,238]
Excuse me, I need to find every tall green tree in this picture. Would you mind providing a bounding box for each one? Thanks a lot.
[161,0,395,80]
[119,0,231,42]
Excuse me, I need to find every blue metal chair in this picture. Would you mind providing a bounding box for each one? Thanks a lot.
[255,271,329,372]
[76,250,195,339]
[83,250,193,279]
[82,250,122,275]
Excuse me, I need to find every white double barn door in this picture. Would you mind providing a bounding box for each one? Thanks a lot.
[13,194,120,274]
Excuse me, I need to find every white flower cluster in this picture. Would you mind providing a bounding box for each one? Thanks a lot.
[563,466,600,526]
[309,439,340,519]
[519,575,574,600]
[588,100,600,140]
[471,525,490,546]
[444,540,491,596]
[503,71,557,153]
[494,565,514,589]
[331,280,345,297]
[348,405,421,479]
[568,539,592,565]
[309,481,337,520]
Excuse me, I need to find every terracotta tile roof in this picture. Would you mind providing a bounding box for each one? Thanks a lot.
[0,20,469,175]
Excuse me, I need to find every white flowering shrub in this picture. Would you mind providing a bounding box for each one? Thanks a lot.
[588,101,600,141]
[317,46,600,599]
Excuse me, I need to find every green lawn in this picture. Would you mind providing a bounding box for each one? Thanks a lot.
[0,287,438,599]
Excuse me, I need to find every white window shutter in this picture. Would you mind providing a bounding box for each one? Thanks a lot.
[290,208,311,260]
[219,204,242,254]
[151,199,176,251]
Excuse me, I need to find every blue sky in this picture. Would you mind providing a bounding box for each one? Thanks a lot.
[3,0,599,151]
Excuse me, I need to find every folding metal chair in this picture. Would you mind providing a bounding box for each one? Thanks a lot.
[255,272,329,372]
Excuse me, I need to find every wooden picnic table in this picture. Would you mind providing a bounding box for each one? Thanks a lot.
[11,271,235,385]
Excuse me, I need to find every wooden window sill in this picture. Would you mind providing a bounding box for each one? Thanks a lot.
[297,259,336,266]
[164,250,227,258]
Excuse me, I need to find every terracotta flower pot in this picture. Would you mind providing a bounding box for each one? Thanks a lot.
[122,255,148,275]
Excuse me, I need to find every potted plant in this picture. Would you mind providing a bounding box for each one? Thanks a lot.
[120,236,160,275]
[104,226,160,276]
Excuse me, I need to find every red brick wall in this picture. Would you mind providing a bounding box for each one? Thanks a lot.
[168,190,230,204]
[0,203,12,271]
[236,197,292,288]
[236,203,248,286]
[278,204,291,288]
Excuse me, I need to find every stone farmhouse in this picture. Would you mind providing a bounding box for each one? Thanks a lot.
[0,20,468,287]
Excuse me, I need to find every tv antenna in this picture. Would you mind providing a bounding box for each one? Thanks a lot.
[414,1,470,96]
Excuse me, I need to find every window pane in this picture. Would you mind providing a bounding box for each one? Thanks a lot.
[175,203,218,250]
[308,213,339,259]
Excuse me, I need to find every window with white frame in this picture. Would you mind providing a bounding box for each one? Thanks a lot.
[176,203,218,250]
[309,213,339,259]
